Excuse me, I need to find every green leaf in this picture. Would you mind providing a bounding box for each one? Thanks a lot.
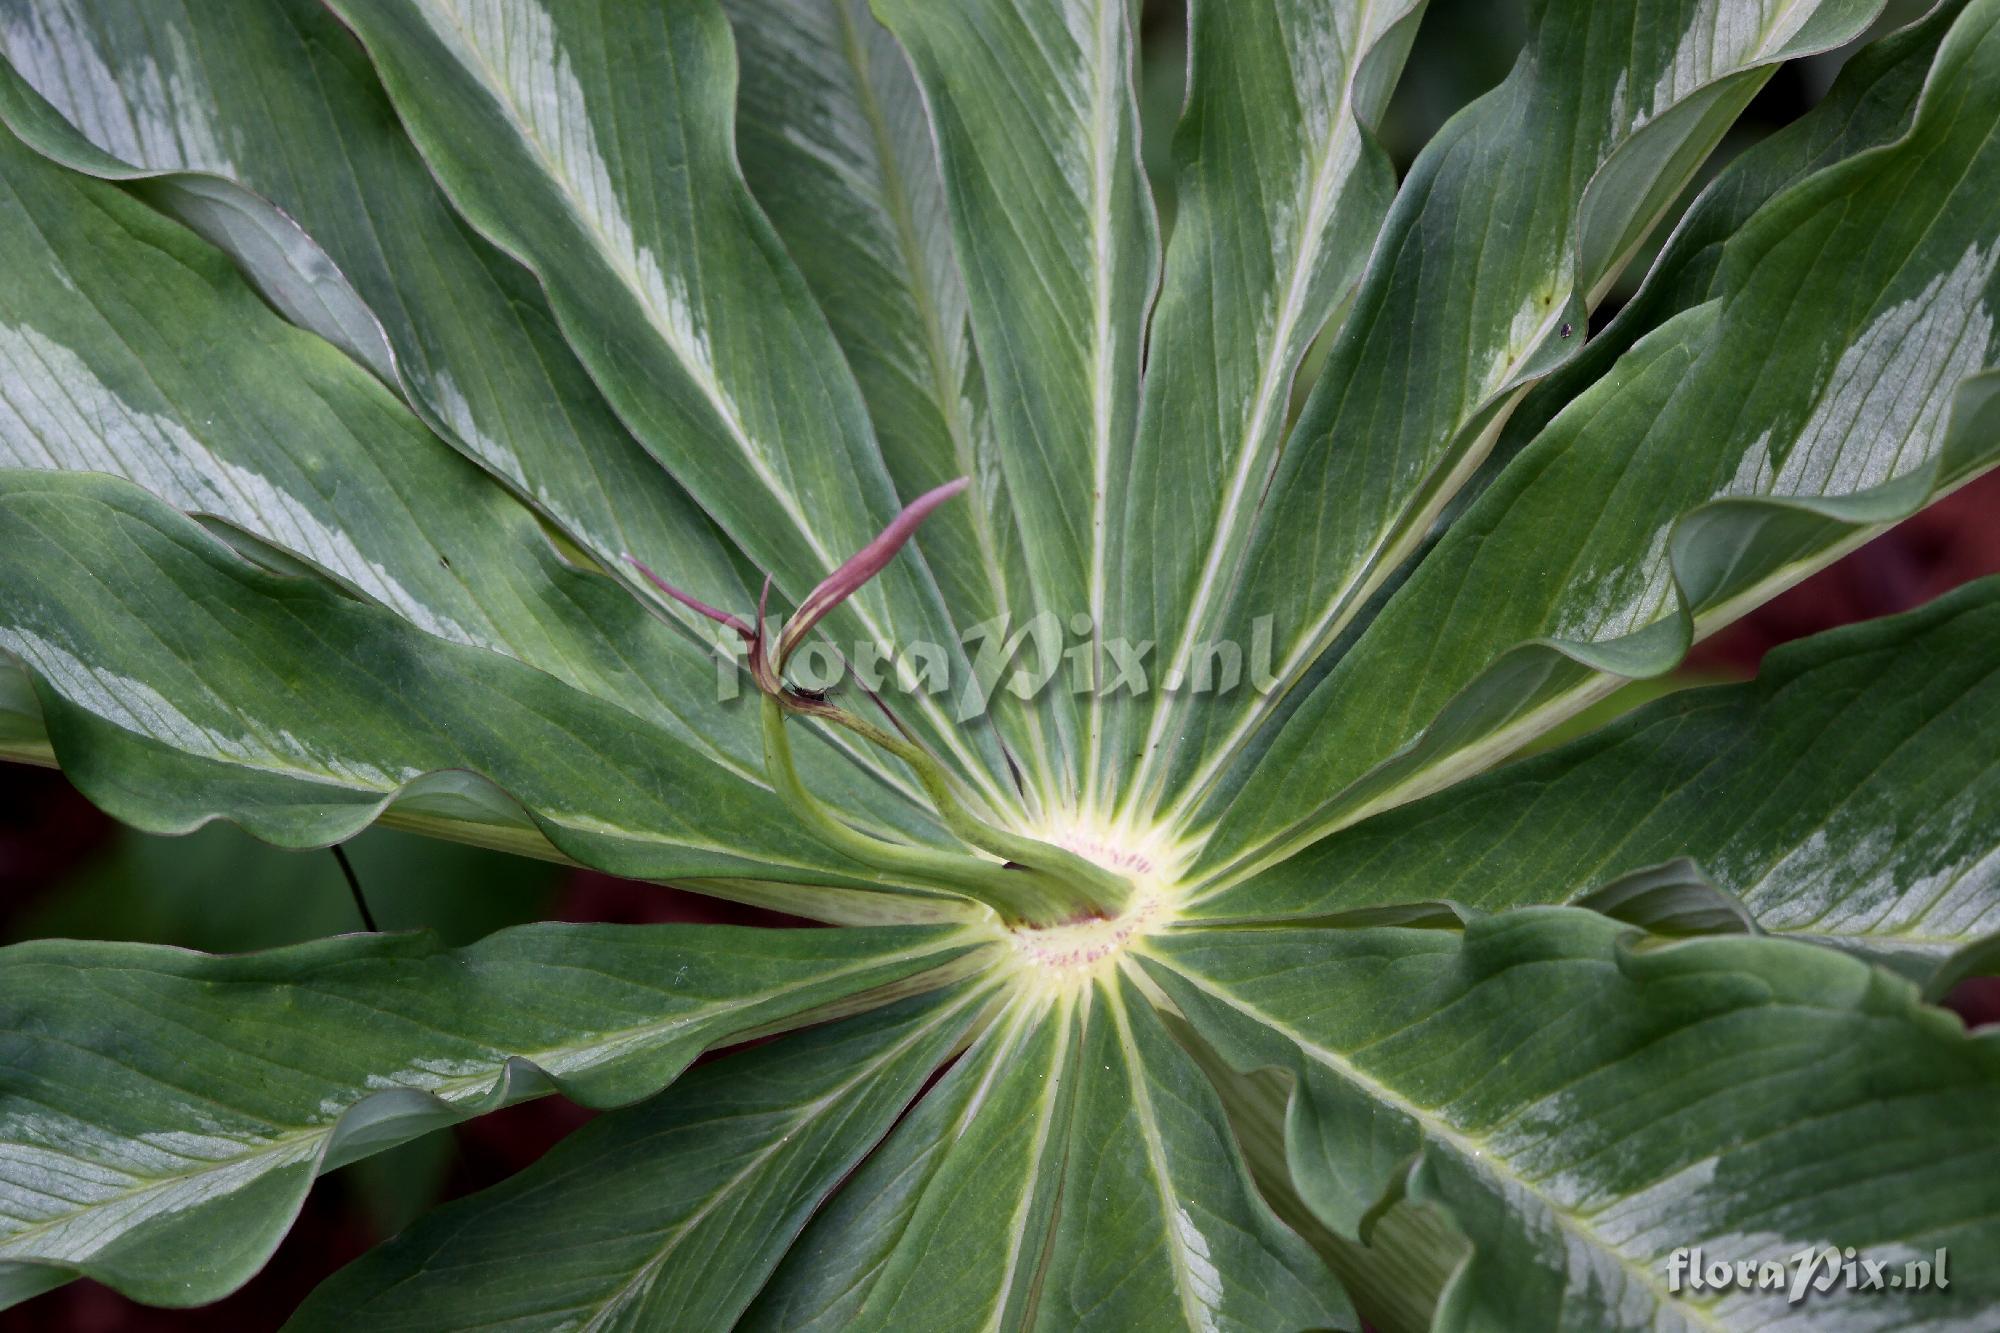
[1196,577,2000,984]
[0,124,525,658]
[0,470,961,907]
[285,980,988,1332]
[1196,0,2000,884]
[1569,860,1760,939]
[725,0,1061,807]
[0,0,384,385]
[0,658,43,759]
[1168,1007,1469,1333]
[1481,0,1961,495]
[0,0,751,629]
[1043,974,1352,1332]
[871,0,1160,804]
[1106,0,1425,802]
[0,114,942,846]
[1139,0,1883,826]
[745,976,1350,1331]
[322,0,1011,809]
[0,921,972,1308]
[1146,908,2000,1331]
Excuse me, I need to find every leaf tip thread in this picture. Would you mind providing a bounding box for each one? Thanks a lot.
[622,553,755,640]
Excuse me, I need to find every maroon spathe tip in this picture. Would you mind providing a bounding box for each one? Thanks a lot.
[623,477,967,701]
[777,477,969,665]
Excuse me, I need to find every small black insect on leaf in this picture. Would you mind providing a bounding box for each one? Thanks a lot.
[1560,321,1575,339]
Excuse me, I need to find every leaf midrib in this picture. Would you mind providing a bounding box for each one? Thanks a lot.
[1128,0,1384,812]
[418,0,835,573]
[981,994,1076,1332]
[1102,979,1216,1332]
[1159,2,1834,830]
[571,981,987,1331]
[831,0,1057,810]
[1082,0,1125,799]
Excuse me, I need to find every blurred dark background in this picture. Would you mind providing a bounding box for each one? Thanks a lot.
[2,0,1993,1326]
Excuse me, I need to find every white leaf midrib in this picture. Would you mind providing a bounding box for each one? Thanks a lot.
[979,994,1076,1332]
[1103,980,1223,1333]
[570,982,986,1331]
[418,0,835,572]
[1082,0,1124,799]
[1126,0,1386,811]
[831,0,1059,810]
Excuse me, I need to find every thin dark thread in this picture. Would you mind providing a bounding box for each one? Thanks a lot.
[330,844,378,933]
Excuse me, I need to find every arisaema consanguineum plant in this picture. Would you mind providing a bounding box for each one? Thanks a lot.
[1,0,1998,1327]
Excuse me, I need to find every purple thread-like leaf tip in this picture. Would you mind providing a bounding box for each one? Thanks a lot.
[622,553,753,639]
[778,478,969,664]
